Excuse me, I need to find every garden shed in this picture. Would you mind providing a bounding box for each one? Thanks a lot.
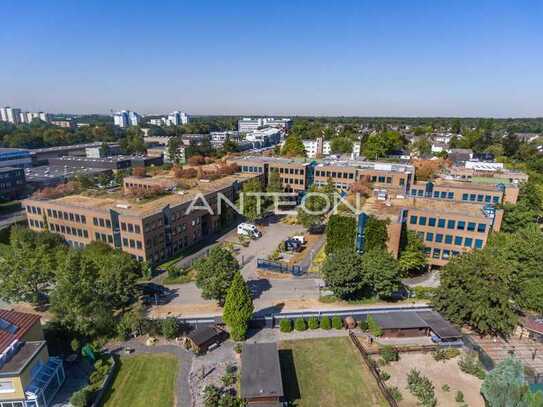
[241,343,284,406]
[185,325,225,353]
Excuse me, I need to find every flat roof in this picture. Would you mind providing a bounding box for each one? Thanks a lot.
[25,165,110,181]
[26,172,258,217]
[0,341,45,376]
[241,343,284,400]
[364,311,461,339]
[413,179,504,192]
[417,311,461,339]
[0,167,22,173]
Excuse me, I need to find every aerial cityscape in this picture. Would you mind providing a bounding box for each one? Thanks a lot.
[1,1,543,407]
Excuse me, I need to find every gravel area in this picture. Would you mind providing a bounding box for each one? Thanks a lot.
[246,327,349,343]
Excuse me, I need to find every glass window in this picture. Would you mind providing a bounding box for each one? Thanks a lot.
[128,223,134,233]
[428,217,436,227]
[454,236,463,245]
[99,218,105,227]
[457,221,465,230]
[475,239,484,249]
[419,216,427,226]
[435,233,443,243]
[477,194,484,202]
[442,249,450,259]
[470,194,476,201]
[467,222,476,231]
[462,193,469,201]
[493,196,500,204]
[121,222,126,231]
[122,238,128,246]
[447,192,454,199]
[410,215,417,224]
[432,248,441,258]
[106,219,111,228]
[426,232,434,242]
[485,195,491,203]
[440,191,447,199]
[445,235,453,244]
[135,225,141,234]
[438,219,446,228]
[477,223,486,233]
[418,190,423,197]
[447,220,456,229]
[433,191,439,198]
[386,177,392,183]
[464,238,473,248]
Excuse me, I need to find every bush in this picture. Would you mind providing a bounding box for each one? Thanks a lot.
[407,369,437,407]
[380,345,399,364]
[280,319,293,333]
[332,316,343,330]
[320,316,331,330]
[294,318,307,331]
[70,338,80,353]
[359,319,369,331]
[380,371,391,381]
[70,387,93,407]
[387,386,403,401]
[307,316,319,329]
[458,352,486,379]
[433,347,461,361]
[442,384,450,392]
[234,343,243,354]
[455,390,464,403]
[367,315,383,337]
[161,317,179,339]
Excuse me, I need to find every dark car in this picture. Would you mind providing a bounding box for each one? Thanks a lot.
[284,239,302,252]
[136,282,169,296]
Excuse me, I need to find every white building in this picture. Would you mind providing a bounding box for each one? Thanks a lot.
[166,111,189,126]
[238,117,292,133]
[245,128,282,147]
[113,110,141,128]
[149,118,166,126]
[18,111,50,124]
[0,107,22,124]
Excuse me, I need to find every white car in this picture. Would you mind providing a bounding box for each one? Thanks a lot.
[237,223,261,238]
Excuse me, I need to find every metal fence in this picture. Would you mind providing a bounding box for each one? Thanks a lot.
[256,258,305,276]
[349,331,400,407]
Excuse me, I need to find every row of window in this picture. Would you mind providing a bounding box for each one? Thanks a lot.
[410,189,455,199]
[121,222,141,234]
[424,247,461,260]
[315,170,355,180]
[47,208,87,224]
[409,189,501,204]
[122,237,143,250]
[50,223,89,238]
[275,167,304,175]
[93,217,111,228]
[409,215,488,233]
[29,218,45,228]
[242,165,264,173]
[280,177,304,185]
[417,231,484,248]
[27,205,42,215]
[95,232,113,244]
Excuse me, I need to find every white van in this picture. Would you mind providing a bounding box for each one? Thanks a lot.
[237,223,261,238]
[291,235,305,245]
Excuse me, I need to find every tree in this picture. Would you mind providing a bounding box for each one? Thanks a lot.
[325,214,357,254]
[330,137,353,154]
[297,185,329,228]
[267,169,282,193]
[363,216,388,251]
[240,178,263,222]
[223,272,254,341]
[398,230,427,276]
[195,246,240,305]
[481,356,543,407]
[362,131,404,159]
[167,137,183,164]
[412,136,432,157]
[432,249,517,337]
[281,135,306,157]
[361,249,402,299]
[0,226,66,304]
[322,249,370,299]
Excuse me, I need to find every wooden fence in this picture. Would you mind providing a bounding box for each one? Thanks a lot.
[349,331,399,407]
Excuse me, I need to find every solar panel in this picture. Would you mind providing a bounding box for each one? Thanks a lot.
[0,318,18,334]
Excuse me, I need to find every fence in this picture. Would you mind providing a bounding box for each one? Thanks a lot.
[349,331,399,407]
[256,258,305,276]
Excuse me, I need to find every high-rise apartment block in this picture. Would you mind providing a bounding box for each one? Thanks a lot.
[113,110,141,128]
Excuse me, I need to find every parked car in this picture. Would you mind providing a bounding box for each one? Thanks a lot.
[237,222,262,238]
[284,239,303,252]
[136,282,169,296]
[291,235,305,245]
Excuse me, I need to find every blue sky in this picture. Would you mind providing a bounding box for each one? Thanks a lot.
[1,0,542,117]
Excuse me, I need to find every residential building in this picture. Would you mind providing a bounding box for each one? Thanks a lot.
[0,149,32,169]
[166,111,189,126]
[0,309,65,407]
[23,172,260,264]
[360,195,504,267]
[49,120,74,129]
[113,110,141,128]
[0,168,26,200]
[0,107,22,125]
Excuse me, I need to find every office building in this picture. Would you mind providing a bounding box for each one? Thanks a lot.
[238,117,291,133]
[85,144,121,158]
[0,149,32,169]
[0,167,26,200]
[50,120,74,128]
[244,128,282,148]
[0,309,65,407]
[47,155,163,171]
[23,172,260,264]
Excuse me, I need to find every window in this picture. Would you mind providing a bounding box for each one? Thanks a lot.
[128,223,134,233]
[432,248,441,259]
[386,177,392,184]
[447,192,454,199]
[426,232,434,242]
[485,195,491,203]
[0,380,16,393]
[378,176,385,183]
[464,238,473,248]
[130,239,135,248]
[47,209,52,217]
[69,213,74,221]
[99,218,105,227]
[83,230,88,238]
[445,235,453,244]
[418,190,423,197]
[428,217,436,227]
[95,232,100,240]
[418,216,427,226]
[135,225,141,234]
[442,249,450,259]
[81,215,86,224]
[493,196,500,204]
[457,221,465,230]
[477,223,486,233]
[433,191,440,198]
[454,236,463,246]
[467,222,476,231]
[136,241,142,249]
[435,233,443,243]
[438,219,446,228]
[106,219,111,228]
[470,194,476,201]
[447,220,456,229]
[107,235,113,244]
[123,238,128,246]
[121,222,126,231]
[475,239,484,249]
[410,215,417,224]
[477,194,484,202]
[93,217,98,226]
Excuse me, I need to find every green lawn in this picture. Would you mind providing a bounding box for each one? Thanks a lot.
[279,337,388,407]
[103,354,178,407]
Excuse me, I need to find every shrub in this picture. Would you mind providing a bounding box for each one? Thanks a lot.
[380,371,391,381]
[70,387,93,407]
[234,343,243,354]
[367,315,383,337]
[161,317,179,339]
[380,345,399,364]
[307,316,319,329]
[433,347,461,361]
[332,316,343,330]
[407,369,437,407]
[442,384,450,392]
[221,371,237,387]
[294,318,307,331]
[455,390,464,403]
[358,319,369,331]
[320,316,331,330]
[458,352,486,379]
[70,338,80,353]
[387,386,403,401]
[280,319,292,333]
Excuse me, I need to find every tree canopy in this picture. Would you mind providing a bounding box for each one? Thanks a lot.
[223,271,254,341]
[195,246,240,305]
[280,135,306,157]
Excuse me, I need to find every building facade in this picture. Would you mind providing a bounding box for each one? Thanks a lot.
[0,149,32,169]
[0,168,26,200]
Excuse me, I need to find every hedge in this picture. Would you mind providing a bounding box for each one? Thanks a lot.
[321,315,331,330]
[294,318,307,331]
[308,316,319,329]
[280,319,293,333]
[332,316,343,330]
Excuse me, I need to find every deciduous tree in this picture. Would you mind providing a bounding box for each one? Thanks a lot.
[195,246,240,305]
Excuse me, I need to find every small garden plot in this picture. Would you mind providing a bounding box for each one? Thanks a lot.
[279,337,387,407]
[102,353,178,407]
[380,351,485,407]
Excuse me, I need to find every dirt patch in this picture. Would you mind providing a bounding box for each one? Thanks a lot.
[255,269,292,280]
[381,352,484,407]
[147,303,222,318]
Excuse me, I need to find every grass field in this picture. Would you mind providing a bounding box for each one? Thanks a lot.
[279,337,388,407]
[103,354,178,407]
